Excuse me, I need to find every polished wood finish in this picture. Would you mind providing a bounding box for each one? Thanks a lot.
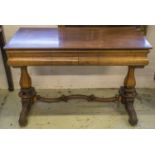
[5,27,152,127]
[5,27,151,50]
[20,67,32,88]
[124,67,136,88]
[0,25,14,91]
[7,49,149,67]
[5,27,151,67]
[59,25,148,35]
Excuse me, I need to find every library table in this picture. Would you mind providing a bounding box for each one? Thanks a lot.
[5,27,152,127]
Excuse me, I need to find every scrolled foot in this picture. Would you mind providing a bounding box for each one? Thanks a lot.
[18,87,36,127]
[125,103,138,126]
[129,118,138,126]
[18,100,32,127]
[19,114,28,127]
[119,86,138,126]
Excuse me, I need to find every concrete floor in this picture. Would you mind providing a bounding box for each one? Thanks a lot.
[0,88,155,128]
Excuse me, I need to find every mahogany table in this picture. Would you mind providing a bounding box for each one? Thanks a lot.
[5,27,152,127]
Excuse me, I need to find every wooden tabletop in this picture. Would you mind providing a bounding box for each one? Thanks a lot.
[5,27,152,50]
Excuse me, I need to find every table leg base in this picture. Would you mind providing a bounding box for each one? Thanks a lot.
[125,103,138,126]
[18,87,138,127]
[19,87,36,127]
[119,86,138,126]
[19,99,31,126]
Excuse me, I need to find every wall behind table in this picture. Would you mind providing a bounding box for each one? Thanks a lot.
[0,25,155,89]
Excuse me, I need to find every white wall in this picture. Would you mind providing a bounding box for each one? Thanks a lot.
[0,25,155,89]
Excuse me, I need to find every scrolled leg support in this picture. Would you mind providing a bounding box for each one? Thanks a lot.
[120,66,138,126]
[18,67,36,127]
[120,86,138,126]
[19,87,36,126]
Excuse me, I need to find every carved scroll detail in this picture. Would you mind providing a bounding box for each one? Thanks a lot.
[120,66,138,126]
[36,94,121,103]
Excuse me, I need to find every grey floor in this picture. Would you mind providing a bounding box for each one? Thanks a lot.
[0,88,155,129]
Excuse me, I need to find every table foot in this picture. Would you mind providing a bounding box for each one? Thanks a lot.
[19,99,31,126]
[119,86,138,126]
[125,102,138,126]
[19,87,36,127]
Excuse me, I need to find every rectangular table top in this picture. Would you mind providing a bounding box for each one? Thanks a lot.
[5,27,152,50]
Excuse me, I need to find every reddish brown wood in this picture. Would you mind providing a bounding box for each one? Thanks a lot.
[5,27,152,50]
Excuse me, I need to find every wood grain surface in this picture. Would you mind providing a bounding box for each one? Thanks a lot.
[5,27,152,50]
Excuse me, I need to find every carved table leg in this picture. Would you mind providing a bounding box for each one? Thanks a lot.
[18,67,36,127]
[119,66,138,126]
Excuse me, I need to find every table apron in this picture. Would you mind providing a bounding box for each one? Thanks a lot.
[7,55,149,67]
